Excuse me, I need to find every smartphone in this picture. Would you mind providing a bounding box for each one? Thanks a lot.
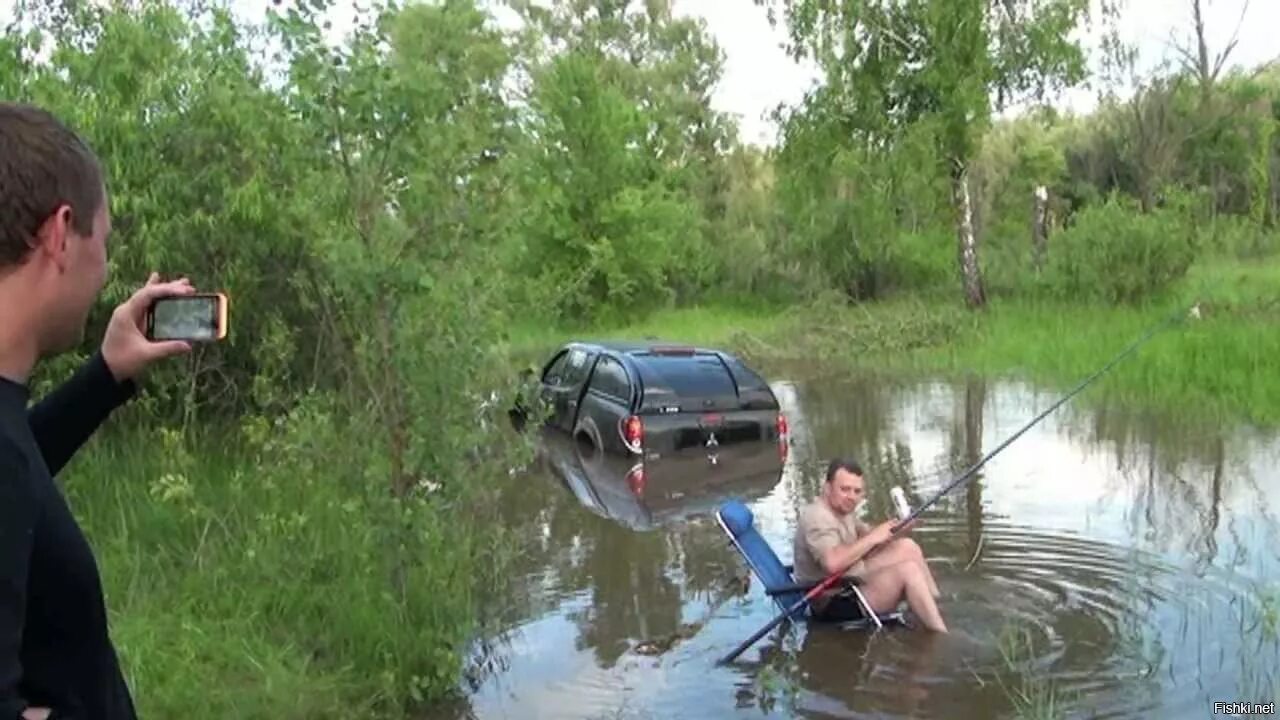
[146,293,229,342]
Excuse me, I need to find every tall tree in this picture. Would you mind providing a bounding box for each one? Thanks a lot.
[1173,0,1249,108]
[508,0,734,319]
[758,0,1092,308]
[271,0,521,498]
[1168,0,1247,213]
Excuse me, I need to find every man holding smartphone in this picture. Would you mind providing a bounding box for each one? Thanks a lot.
[1,102,197,719]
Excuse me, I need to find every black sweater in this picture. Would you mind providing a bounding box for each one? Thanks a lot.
[0,352,139,720]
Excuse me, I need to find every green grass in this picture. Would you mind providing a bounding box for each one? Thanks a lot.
[504,299,794,364]
[905,256,1280,426]
[1180,256,1280,311]
[61,417,520,720]
[901,298,1277,425]
[991,623,1069,720]
[507,256,1280,428]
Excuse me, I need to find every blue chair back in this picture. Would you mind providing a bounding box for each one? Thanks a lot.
[716,499,808,619]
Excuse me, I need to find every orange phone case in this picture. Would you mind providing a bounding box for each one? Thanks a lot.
[214,292,229,340]
[147,292,229,341]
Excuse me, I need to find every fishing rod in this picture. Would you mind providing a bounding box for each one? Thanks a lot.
[717,301,1201,665]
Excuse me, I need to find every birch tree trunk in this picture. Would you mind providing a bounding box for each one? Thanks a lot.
[1032,184,1049,272]
[1268,120,1279,230]
[953,160,986,309]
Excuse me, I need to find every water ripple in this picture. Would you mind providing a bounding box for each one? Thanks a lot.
[771,516,1277,719]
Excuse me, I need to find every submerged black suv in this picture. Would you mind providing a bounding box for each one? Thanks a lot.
[519,341,789,460]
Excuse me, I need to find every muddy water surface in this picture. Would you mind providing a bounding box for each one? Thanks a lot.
[447,372,1280,719]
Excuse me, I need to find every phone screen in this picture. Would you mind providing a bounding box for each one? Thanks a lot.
[151,297,219,340]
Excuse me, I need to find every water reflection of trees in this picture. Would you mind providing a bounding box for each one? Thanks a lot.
[737,370,1273,586]
[789,373,922,514]
[1059,401,1277,572]
[557,514,761,667]
[945,381,1263,712]
[569,522,682,666]
[957,378,1180,715]
[482,443,773,670]
[787,373,1239,713]
[957,376,986,564]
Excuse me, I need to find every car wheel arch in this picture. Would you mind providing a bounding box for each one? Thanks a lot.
[574,416,604,465]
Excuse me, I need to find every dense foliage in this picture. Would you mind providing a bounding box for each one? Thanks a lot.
[2,0,1278,715]
[6,0,1276,421]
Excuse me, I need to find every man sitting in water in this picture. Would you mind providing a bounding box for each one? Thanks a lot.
[793,458,948,632]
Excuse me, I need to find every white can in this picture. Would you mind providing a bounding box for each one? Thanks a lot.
[890,486,912,521]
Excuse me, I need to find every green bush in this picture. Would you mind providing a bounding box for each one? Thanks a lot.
[1039,193,1198,303]
[69,389,529,719]
[1197,214,1280,259]
[885,227,959,297]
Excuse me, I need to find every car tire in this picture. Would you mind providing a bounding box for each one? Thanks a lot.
[574,418,604,466]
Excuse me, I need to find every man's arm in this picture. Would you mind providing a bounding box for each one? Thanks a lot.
[805,518,893,576]
[27,274,196,478]
[0,445,38,718]
[27,352,136,477]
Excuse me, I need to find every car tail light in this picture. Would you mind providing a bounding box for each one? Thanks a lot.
[620,415,643,454]
[777,412,789,461]
[625,463,645,495]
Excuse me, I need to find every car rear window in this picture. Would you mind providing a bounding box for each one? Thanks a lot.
[641,354,737,398]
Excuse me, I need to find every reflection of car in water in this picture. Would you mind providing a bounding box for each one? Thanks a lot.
[514,341,788,461]
[535,428,787,531]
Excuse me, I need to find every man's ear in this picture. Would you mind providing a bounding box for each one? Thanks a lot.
[33,205,73,272]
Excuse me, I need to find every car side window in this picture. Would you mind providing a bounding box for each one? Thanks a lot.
[563,349,594,386]
[589,356,630,401]
[542,351,571,385]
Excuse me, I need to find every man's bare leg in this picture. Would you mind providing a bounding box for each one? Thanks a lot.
[859,559,948,633]
[920,556,941,600]
[864,538,942,600]
[902,539,941,600]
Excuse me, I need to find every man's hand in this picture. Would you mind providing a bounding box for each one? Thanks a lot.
[866,517,916,547]
[865,519,898,547]
[22,707,50,720]
[101,273,195,383]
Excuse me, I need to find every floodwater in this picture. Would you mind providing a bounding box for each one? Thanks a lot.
[444,371,1280,719]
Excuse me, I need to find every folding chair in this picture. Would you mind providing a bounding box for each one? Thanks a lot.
[715,498,908,631]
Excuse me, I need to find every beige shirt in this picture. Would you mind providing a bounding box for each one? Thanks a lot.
[793,498,870,593]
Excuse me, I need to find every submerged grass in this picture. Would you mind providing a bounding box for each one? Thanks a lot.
[991,623,1069,720]
[1239,581,1280,700]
